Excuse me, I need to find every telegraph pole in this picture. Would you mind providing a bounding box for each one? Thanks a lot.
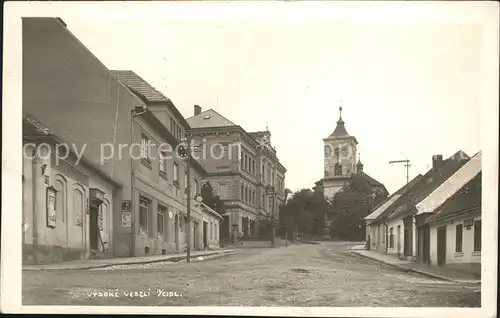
[181,132,203,263]
[389,159,411,257]
[181,133,193,262]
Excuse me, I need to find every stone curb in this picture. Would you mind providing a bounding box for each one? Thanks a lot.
[23,250,238,272]
[349,249,481,285]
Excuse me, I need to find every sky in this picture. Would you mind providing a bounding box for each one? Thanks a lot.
[33,3,486,194]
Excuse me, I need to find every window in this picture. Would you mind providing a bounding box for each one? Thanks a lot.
[215,223,218,240]
[173,162,179,183]
[334,164,342,176]
[334,147,340,158]
[141,135,151,161]
[72,187,84,226]
[262,193,265,209]
[455,224,463,252]
[474,220,481,251]
[158,205,166,238]
[54,178,66,223]
[184,170,188,191]
[139,197,150,235]
[210,222,213,239]
[159,151,167,177]
[194,180,199,195]
[241,184,244,201]
[243,154,247,171]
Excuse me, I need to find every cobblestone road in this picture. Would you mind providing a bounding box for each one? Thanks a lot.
[22,242,481,306]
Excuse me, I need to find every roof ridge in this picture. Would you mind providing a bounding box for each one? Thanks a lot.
[205,108,236,126]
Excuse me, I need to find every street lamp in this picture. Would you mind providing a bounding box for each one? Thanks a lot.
[265,185,278,247]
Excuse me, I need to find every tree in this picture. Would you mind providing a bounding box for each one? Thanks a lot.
[280,188,335,240]
[329,174,387,240]
[201,181,226,216]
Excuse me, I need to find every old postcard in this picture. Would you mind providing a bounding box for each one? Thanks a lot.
[2,1,498,316]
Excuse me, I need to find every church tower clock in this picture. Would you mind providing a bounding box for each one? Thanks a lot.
[322,105,358,199]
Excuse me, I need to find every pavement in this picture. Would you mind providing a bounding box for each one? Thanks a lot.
[22,242,481,306]
[349,245,481,284]
[23,249,237,271]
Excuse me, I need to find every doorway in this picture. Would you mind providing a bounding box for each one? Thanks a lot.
[221,215,230,240]
[397,225,401,256]
[89,204,99,251]
[403,218,413,257]
[437,226,447,266]
[422,226,430,264]
[203,221,208,249]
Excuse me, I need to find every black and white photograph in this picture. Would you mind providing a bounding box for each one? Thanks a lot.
[1,1,498,316]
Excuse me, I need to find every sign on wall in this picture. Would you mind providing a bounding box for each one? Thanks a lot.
[46,186,57,228]
[121,212,132,228]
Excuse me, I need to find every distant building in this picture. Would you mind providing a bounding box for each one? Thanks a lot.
[187,107,287,241]
[318,106,387,200]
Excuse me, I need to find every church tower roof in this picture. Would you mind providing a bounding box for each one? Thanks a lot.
[329,106,350,137]
[357,155,364,172]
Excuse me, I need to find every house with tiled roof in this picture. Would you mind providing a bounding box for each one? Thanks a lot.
[418,152,482,275]
[364,174,423,250]
[369,151,470,258]
[187,106,287,242]
[23,17,223,262]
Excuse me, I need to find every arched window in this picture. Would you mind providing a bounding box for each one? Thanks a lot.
[72,184,85,226]
[54,175,67,223]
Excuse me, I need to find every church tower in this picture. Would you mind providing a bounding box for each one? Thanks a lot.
[322,105,358,199]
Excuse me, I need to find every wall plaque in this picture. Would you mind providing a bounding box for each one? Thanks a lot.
[122,211,132,228]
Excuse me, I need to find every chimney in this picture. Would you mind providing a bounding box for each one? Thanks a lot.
[194,105,202,116]
[432,154,443,168]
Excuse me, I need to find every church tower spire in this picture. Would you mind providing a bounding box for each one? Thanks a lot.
[357,153,364,172]
[329,103,349,137]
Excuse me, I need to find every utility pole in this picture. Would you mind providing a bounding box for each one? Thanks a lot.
[389,159,411,257]
[180,133,193,262]
[181,132,203,263]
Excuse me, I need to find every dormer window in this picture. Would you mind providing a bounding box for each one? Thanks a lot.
[203,116,211,120]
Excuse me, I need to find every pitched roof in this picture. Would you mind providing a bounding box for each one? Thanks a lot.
[111,70,191,129]
[375,150,470,222]
[416,151,481,215]
[364,174,423,221]
[329,116,349,137]
[365,195,402,221]
[23,114,122,188]
[110,70,169,103]
[187,109,236,128]
[425,171,481,223]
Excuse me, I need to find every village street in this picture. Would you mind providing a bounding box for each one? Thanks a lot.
[22,242,480,307]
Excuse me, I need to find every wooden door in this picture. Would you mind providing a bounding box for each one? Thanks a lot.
[437,226,447,266]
